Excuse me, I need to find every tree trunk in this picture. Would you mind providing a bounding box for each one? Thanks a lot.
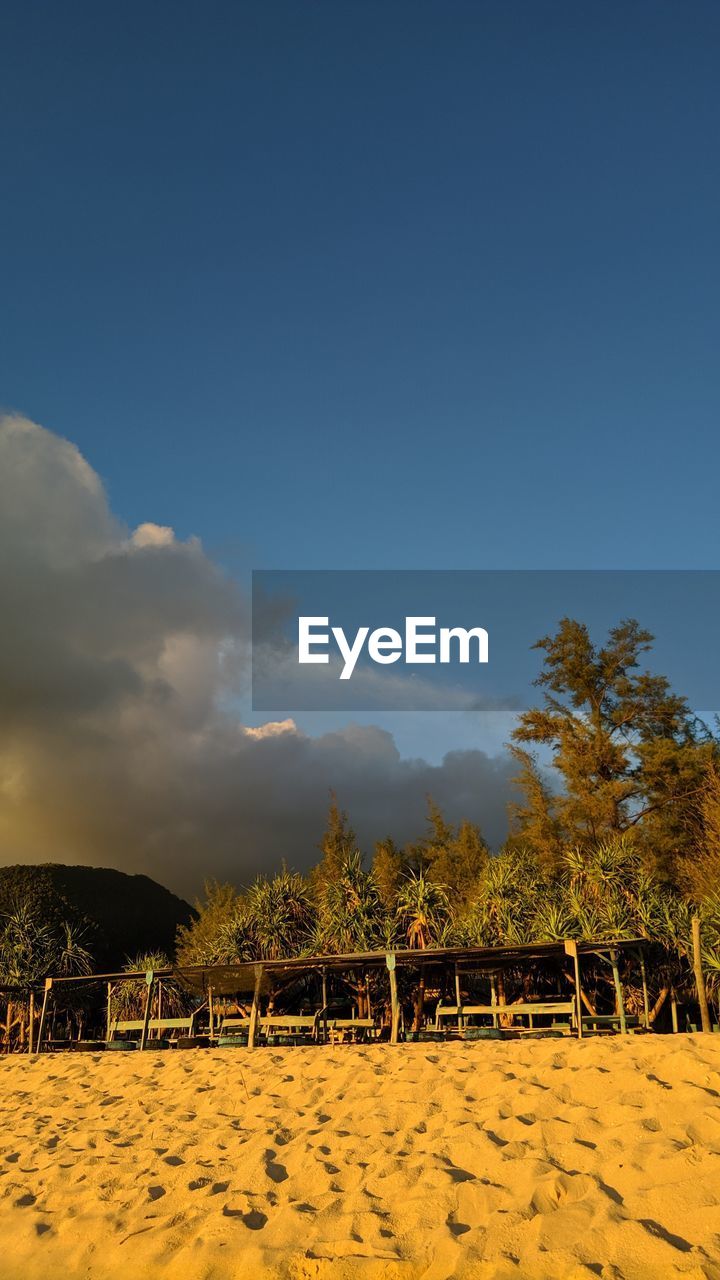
[692,915,712,1033]
[413,970,426,1032]
[564,968,597,1015]
[648,985,669,1025]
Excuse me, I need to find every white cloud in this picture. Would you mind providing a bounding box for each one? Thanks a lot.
[0,415,517,896]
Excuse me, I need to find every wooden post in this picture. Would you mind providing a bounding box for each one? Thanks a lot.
[490,972,499,1029]
[321,967,328,1044]
[638,949,651,1030]
[386,953,399,1045]
[670,985,679,1034]
[564,940,583,1038]
[139,970,154,1051]
[454,964,462,1028]
[36,979,52,1054]
[28,991,35,1055]
[248,965,263,1049]
[609,951,627,1035]
[691,915,712,1033]
[208,985,214,1040]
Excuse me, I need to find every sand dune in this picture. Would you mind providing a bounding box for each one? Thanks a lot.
[0,1036,719,1280]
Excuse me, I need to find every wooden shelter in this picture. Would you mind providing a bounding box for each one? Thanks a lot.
[33,937,652,1051]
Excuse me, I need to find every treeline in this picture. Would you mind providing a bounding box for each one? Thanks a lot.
[177,619,720,1012]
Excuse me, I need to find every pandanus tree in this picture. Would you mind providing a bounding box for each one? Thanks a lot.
[315,852,385,1018]
[555,839,689,1021]
[395,871,452,949]
[698,895,720,1013]
[315,851,384,955]
[112,951,184,1023]
[245,870,315,961]
[0,899,93,1047]
[0,900,93,985]
[462,847,545,948]
[395,871,452,1030]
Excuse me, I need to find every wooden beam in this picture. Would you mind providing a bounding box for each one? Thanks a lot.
[139,970,154,1051]
[609,950,627,1035]
[386,953,399,1045]
[321,967,328,1044]
[490,972,499,1029]
[28,991,35,1055]
[691,915,712,1033]
[564,939,583,1038]
[670,985,679,1034]
[36,979,52,1054]
[248,965,263,1049]
[638,949,650,1030]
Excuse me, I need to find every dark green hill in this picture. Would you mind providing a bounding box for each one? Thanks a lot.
[0,864,196,970]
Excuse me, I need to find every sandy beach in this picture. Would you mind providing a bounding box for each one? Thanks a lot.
[0,1037,718,1280]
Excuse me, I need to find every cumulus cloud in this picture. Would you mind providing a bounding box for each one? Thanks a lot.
[0,415,518,898]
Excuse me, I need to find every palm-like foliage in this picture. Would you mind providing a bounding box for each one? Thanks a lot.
[0,900,92,986]
[113,951,183,1019]
[245,871,314,960]
[697,893,720,1006]
[462,848,545,946]
[560,839,681,943]
[316,851,384,954]
[396,871,452,949]
[213,899,255,963]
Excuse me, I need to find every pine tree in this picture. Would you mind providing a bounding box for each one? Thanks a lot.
[310,795,358,896]
[511,617,717,880]
[372,837,406,910]
[421,799,489,906]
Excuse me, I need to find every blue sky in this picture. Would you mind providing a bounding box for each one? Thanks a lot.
[2,1,720,574]
[2,3,719,773]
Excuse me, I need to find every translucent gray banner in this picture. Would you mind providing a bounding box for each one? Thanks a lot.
[252,570,720,712]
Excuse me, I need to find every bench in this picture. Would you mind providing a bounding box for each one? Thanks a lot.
[217,1014,316,1045]
[107,1015,196,1049]
[218,1014,376,1045]
[320,1017,376,1044]
[436,1001,576,1033]
[581,1013,642,1033]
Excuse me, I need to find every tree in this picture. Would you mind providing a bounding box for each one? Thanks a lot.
[511,617,716,879]
[409,799,489,907]
[316,851,384,954]
[507,748,564,872]
[396,871,452,949]
[372,837,408,910]
[0,898,92,986]
[681,762,720,901]
[311,796,357,895]
[246,870,314,960]
[462,847,545,948]
[176,880,241,966]
[112,951,184,1022]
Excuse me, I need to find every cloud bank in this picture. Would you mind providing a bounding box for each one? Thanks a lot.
[0,416,517,898]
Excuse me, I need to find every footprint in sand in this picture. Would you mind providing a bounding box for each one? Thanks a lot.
[446,1215,471,1237]
[531,1171,594,1213]
[264,1152,289,1183]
